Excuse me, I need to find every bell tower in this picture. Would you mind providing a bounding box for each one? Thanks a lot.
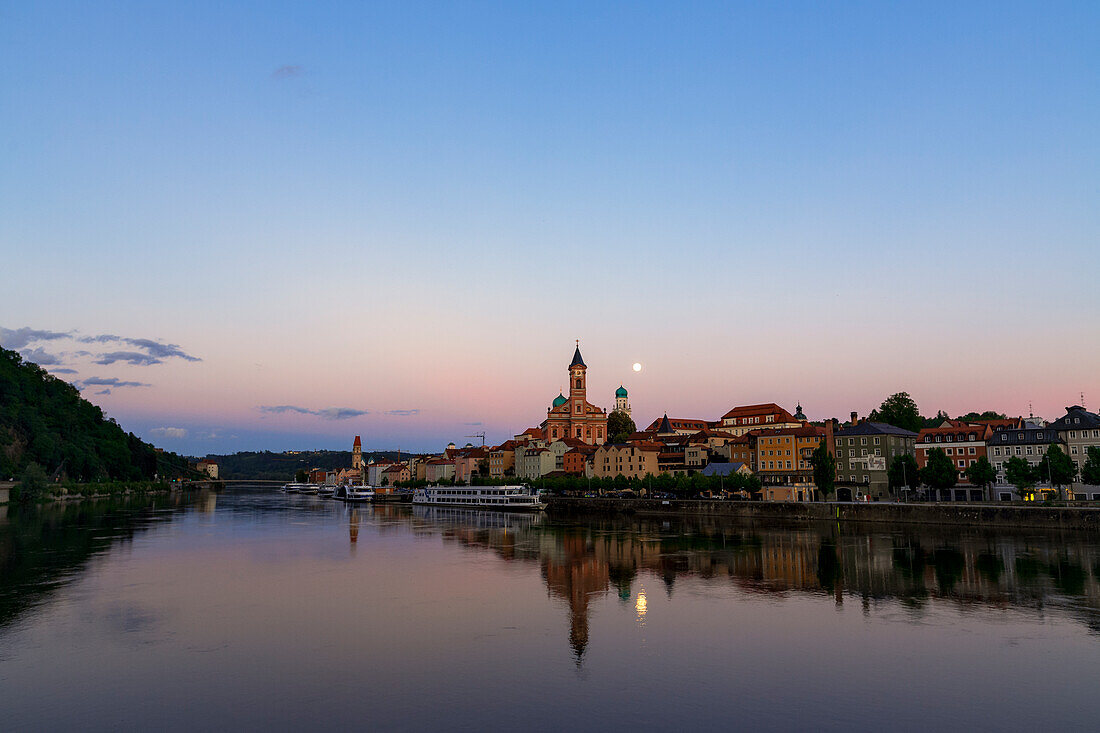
[568,340,587,413]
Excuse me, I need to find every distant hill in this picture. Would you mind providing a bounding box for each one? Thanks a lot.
[0,347,197,481]
[206,450,416,481]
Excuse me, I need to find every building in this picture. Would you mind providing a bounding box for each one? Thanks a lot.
[381,465,411,487]
[453,446,489,484]
[833,421,918,501]
[308,467,327,484]
[987,423,1065,500]
[424,459,455,483]
[591,443,661,480]
[543,344,609,444]
[1048,406,1100,490]
[489,441,517,478]
[563,445,597,476]
[196,459,219,479]
[699,463,751,478]
[643,416,710,435]
[614,385,630,417]
[915,423,992,494]
[718,403,803,436]
[352,435,362,470]
[750,425,825,497]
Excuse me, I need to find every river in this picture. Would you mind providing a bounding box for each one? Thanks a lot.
[2,486,1099,731]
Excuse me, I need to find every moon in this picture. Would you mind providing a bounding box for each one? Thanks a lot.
[632,362,642,372]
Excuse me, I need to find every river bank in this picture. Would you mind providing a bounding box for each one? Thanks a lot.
[547,496,1100,530]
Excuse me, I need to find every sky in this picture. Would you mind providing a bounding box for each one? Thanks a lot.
[2,1,1098,456]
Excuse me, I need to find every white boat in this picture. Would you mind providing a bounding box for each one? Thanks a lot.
[298,483,319,495]
[318,484,336,497]
[412,485,544,511]
[338,484,378,501]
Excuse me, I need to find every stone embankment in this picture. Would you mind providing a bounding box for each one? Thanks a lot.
[547,497,1100,531]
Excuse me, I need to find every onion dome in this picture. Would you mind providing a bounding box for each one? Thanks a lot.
[616,385,628,398]
[552,393,567,407]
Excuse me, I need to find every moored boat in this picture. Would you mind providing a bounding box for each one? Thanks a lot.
[412,485,543,511]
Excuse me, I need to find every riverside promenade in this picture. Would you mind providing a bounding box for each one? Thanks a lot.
[547,496,1100,531]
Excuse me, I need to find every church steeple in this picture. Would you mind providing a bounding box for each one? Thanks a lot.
[570,340,586,368]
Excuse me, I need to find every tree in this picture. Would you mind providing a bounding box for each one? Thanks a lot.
[869,392,923,434]
[1082,446,1100,486]
[965,455,997,493]
[477,458,489,477]
[1035,444,1077,499]
[17,462,48,504]
[607,410,636,443]
[1005,457,1038,501]
[294,469,308,483]
[809,440,835,501]
[922,410,950,428]
[920,448,957,498]
[888,454,920,495]
[958,411,1007,422]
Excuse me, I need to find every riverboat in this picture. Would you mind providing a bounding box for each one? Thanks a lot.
[412,485,544,511]
[335,485,375,503]
[317,484,336,498]
[298,483,319,495]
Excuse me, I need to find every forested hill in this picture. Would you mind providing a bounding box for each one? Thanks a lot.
[208,450,414,480]
[0,347,196,481]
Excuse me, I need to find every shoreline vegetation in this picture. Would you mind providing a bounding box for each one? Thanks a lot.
[6,479,224,505]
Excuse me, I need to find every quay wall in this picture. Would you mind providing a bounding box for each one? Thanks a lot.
[546,497,1100,531]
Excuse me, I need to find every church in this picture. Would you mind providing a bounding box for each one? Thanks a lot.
[542,343,609,445]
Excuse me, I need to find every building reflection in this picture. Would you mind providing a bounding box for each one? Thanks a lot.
[410,509,1100,664]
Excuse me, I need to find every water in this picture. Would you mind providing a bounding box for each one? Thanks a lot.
[2,487,1100,731]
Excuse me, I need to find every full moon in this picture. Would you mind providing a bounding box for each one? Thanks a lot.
[632,362,642,372]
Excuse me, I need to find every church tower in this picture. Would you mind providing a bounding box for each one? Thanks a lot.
[568,340,587,418]
[615,385,630,417]
[352,435,362,470]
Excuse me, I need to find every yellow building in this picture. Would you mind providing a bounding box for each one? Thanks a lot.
[591,443,661,479]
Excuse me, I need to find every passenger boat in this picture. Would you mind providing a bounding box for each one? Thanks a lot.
[317,484,336,497]
[337,485,375,503]
[412,485,544,511]
[298,483,319,495]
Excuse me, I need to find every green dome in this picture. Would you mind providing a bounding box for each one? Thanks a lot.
[615,385,628,398]
[552,392,567,407]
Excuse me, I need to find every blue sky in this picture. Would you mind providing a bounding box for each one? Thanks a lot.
[2,1,1098,455]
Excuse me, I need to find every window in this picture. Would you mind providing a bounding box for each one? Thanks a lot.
[1070,431,1077,439]
[958,460,965,468]
[946,448,953,455]
[1026,447,1033,456]
[874,437,880,445]
[875,448,881,456]
[861,438,867,445]
[994,447,1001,456]
[968,447,976,455]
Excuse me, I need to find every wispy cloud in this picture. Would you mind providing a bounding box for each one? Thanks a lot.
[96,389,112,395]
[386,409,420,417]
[0,327,69,349]
[271,64,302,80]
[150,427,188,439]
[1,326,202,367]
[463,421,483,426]
[20,347,64,365]
[50,367,78,374]
[94,351,164,366]
[259,405,369,420]
[76,376,151,389]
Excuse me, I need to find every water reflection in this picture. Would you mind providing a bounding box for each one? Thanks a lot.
[405,509,1100,659]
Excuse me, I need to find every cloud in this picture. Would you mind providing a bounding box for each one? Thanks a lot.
[95,389,112,395]
[463,421,483,426]
[1,326,201,365]
[50,367,78,374]
[260,405,315,415]
[77,376,151,389]
[271,65,302,80]
[94,351,164,366]
[259,405,370,420]
[19,347,64,365]
[386,409,421,417]
[150,427,188,439]
[0,327,70,349]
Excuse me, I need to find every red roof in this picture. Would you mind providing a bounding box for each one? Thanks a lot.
[720,403,797,422]
[353,435,361,446]
[644,417,709,432]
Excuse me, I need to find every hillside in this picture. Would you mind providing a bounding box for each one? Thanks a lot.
[206,450,415,481]
[0,347,196,481]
